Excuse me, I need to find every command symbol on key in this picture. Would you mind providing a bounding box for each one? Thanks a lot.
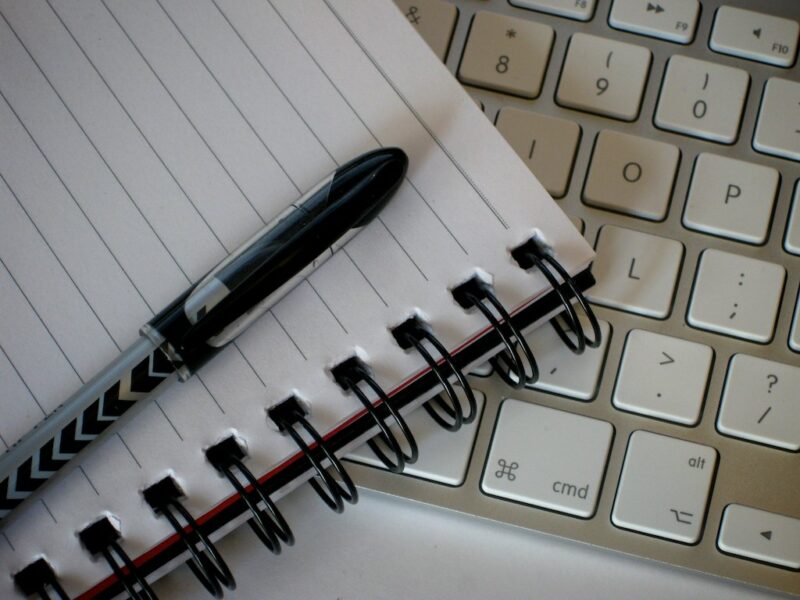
[495,459,519,481]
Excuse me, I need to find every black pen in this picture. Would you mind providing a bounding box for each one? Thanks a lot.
[0,147,408,522]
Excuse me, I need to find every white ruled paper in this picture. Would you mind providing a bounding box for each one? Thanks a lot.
[0,0,593,595]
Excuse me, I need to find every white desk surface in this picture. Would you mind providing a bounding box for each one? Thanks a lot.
[152,484,784,599]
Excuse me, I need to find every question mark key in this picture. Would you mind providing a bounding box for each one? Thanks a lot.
[718,354,800,451]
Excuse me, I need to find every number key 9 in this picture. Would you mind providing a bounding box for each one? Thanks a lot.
[557,33,651,121]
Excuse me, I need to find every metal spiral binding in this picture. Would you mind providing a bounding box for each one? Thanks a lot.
[143,477,235,598]
[452,276,539,388]
[392,315,477,432]
[78,516,158,600]
[206,436,295,555]
[4,254,602,598]
[268,396,358,513]
[331,356,419,473]
[511,238,601,355]
[13,557,70,600]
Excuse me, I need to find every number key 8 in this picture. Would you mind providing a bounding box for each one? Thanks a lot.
[458,11,554,99]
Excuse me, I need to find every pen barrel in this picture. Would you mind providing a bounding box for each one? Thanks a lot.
[0,337,171,522]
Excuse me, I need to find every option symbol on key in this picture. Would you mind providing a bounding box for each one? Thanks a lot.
[670,509,693,524]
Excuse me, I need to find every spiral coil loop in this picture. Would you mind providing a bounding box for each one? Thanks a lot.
[14,558,71,600]
[268,396,358,513]
[332,356,419,473]
[392,315,477,432]
[452,276,539,388]
[78,517,158,600]
[511,238,601,355]
[206,437,294,555]
[143,477,235,598]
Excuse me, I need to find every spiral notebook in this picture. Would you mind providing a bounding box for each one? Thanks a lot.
[0,0,595,597]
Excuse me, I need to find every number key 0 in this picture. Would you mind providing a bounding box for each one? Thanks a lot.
[458,11,554,99]
[655,56,749,144]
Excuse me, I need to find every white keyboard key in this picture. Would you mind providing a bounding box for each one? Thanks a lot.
[791,288,800,352]
[786,182,800,255]
[495,109,581,198]
[710,6,799,68]
[612,431,717,544]
[509,0,596,22]
[683,153,779,244]
[613,330,712,425]
[717,354,800,451]
[458,12,554,98]
[688,249,785,343]
[609,0,699,44]
[556,34,651,121]
[525,317,611,400]
[395,0,458,61]
[589,226,683,319]
[754,78,800,162]
[719,505,800,570]
[482,400,613,518]
[347,390,485,485]
[583,130,680,220]
[655,56,749,144]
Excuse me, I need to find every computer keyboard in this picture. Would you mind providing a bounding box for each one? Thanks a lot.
[347,0,799,595]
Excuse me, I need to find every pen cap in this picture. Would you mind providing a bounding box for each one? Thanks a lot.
[145,148,408,377]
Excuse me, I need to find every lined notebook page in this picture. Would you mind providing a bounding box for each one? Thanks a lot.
[0,0,593,595]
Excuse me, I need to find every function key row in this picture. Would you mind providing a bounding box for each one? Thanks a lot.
[510,1,798,68]
[397,0,799,68]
